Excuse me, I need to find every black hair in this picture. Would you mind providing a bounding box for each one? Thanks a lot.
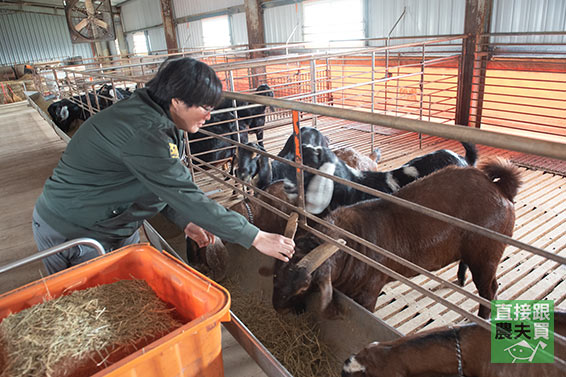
[146,57,223,109]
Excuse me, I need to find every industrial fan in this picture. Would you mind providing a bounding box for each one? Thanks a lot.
[64,0,115,43]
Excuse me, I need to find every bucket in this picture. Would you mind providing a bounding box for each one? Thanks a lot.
[0,244,230,377]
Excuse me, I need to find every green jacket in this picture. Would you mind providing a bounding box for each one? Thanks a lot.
[36,88,258,249]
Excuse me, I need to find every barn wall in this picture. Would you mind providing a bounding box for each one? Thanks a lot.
[0,12,93,65]
[147,27,168,53]
[230,12,248,46]
[173,0,243,19]
[264,3,303,44]
[491,0,566,45]
[367,0,465,50]
[177,20,204,50]
[121,0,164,32]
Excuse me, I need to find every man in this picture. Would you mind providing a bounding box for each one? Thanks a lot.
[33,57,294,274]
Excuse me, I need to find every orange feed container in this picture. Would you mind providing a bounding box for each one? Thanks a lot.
[0,244,231,377]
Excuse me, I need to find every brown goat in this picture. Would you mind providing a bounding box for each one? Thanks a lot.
[342,311,566,377]
[187,179,299,280]
[229,179,299,234]
[271,159,522,319]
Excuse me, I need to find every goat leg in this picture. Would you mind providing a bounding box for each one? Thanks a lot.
[318,272,343,319]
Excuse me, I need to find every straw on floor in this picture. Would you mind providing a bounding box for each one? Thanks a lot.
[224,278,341,377]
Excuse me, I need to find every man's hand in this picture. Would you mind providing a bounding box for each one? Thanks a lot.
[184,222,215,248]
[252,230,295,262]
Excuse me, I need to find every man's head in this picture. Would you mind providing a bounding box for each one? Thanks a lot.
[147,57,223,133]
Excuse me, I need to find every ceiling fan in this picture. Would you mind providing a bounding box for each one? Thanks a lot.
[64,0,115,43]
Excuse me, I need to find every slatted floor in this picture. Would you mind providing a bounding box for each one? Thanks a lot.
[193,115,566,336]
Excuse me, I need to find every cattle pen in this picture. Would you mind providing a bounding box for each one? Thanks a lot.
[19,33,566,375]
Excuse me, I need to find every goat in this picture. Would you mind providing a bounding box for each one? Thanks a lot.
[238,84,274,147]
[47,84,131,133]
[47,98,86,133]
[235,126,329,189]
[334,147,381,172]
[186,179,299,280]
[270,159,521,319]
[218,84,274,147]
[96,83,132,104]
[303,142,477,214]
[187,109,248,168]
[342,311,566,377]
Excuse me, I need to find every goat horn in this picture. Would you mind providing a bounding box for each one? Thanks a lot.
[296,238,346,274]
[284,212,299,239]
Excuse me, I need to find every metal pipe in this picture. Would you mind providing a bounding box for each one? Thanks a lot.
[223,91,566,161]
[309,59,317,126]
[142,220,186,262]
[371,51,375,151]
[0,238,105,275]
[223,313,293,377]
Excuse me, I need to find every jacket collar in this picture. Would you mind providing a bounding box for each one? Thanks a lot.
[133,88,173,121]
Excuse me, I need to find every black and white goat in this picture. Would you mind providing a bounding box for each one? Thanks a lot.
[47,84,131,133]
[187,109,248,167]
[235,126,329,189]
[303,142,477,214]
[47,98,84,133]
[218,84,274,146]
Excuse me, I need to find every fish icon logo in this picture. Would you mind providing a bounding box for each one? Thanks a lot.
[504,340,547,363]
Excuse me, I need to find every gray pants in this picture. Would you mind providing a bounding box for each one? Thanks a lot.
[32,207,140,275]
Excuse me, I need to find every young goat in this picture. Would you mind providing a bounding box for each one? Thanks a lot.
[270,159,521,319]
[303,142,477,214]
[342,311,566,377]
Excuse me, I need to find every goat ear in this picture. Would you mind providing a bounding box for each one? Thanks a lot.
[257,157,273,188]
[305,162,336,214]
[258,265,275,276]
[297,239,346,274]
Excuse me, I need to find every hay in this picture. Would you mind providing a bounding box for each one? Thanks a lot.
[224,278,341,377]
[0,279,183,377]
[0,79,34,104]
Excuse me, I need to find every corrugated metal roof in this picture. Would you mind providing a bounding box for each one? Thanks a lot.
[0,12,92,65]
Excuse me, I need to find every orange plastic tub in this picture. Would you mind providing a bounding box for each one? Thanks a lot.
[0,244,231,377]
